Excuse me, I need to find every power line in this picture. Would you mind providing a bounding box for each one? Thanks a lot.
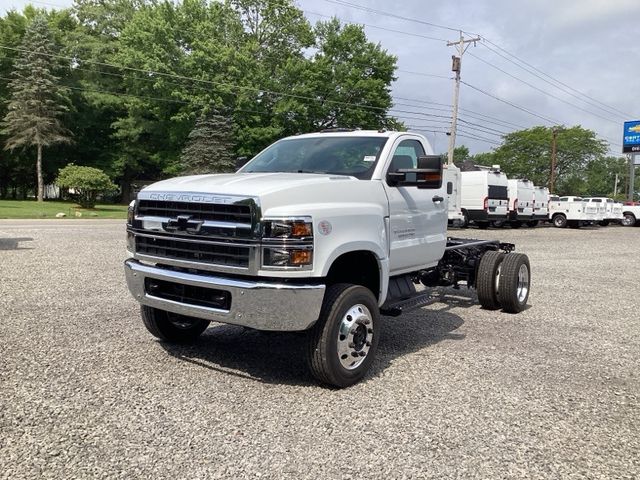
[467,51,620,125]
[461,80,561,124]
[304,9,449,45]
[480,39,635,119]
[321,0,459,34]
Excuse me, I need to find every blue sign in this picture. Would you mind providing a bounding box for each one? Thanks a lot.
[623,120,640,153]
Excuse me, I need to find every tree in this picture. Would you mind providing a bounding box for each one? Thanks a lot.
[1,16,71,201]
[56,163,117,208]
[180,112,235,174]
[491,126,608,191]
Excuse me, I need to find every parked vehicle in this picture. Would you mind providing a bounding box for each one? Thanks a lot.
[507,179,535,228]
[532,186,549,226]
[444,164,466,226]
[548,195,591,228]
[124,130,531,388]
[621,202,640,226]
[460,165,509,229]
[582,198,604,224]
[583,197,623,226]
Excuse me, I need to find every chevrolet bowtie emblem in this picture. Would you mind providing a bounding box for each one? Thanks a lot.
[163,215,203,234]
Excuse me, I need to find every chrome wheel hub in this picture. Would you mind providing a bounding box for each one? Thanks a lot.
[337,304,374,370]
[517,264,529,303]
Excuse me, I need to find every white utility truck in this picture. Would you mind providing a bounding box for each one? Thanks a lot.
[548,195,591,228]
[532,186,549,225]
[460,165,509,229]
[124,130,531,388]
[584,197,623,226]
[506,179,535,228]
[622,202,640,226]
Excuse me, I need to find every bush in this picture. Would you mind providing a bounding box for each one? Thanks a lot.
[56,164,118,208]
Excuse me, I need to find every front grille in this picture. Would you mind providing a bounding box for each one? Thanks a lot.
[138,200,251,224]
[145,278,231,310]
[136,236,250,268]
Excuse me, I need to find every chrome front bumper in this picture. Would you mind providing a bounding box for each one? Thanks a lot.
[124,260,326,331]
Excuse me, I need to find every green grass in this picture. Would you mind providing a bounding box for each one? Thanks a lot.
[0,200,128,219]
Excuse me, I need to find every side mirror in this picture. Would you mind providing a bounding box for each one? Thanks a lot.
[236,156,249,170]
[386,155,443,189]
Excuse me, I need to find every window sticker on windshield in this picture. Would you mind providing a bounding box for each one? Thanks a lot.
[363,155,377,162]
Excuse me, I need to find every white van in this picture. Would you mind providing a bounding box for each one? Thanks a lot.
[548,195,590,228]
[582,198,605,224]
[532,186,549,225]
[444,164,466,226]
[506,179,535,228]
[460,166,509,229]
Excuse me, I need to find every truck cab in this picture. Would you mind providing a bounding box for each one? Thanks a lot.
[124,130,530,387]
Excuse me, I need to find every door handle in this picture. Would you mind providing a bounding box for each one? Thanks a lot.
[432,195,444,203]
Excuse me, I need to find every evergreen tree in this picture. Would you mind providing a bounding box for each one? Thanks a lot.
[180,112,235,175]
[1,16,71,201]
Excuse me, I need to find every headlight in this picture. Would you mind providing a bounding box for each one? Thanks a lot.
[127,200,136,226]
[262,217,313,269]
[262,217,313,239]
[263,246,313,267]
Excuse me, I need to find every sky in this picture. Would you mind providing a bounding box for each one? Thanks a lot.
[2,0,639,155]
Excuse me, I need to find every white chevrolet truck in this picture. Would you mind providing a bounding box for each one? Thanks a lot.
[125,130,531,387]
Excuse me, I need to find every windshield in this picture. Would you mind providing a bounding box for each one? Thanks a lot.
[242,136,389,180]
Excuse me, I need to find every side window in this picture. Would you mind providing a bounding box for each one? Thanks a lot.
[390,139,425,171]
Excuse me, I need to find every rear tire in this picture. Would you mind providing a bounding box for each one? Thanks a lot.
[141,306,210,343]
[306,284,380,388]
[622,213,636,227]
[476,251,505,310]
[553,214,567,228]
[498,254,531,313]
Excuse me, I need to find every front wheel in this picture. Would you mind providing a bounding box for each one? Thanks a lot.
[306,284,380,388]
[141,306,210,343]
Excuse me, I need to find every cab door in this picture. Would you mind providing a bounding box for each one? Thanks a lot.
[383,137,447,274]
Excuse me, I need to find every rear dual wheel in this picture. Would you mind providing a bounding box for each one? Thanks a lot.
[477,252,530,313]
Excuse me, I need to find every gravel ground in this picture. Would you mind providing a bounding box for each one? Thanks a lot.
[1,219,639,479]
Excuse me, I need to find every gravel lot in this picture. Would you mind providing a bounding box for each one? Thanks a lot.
[1,220,639,479]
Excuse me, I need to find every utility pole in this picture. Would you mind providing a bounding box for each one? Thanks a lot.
[447,31,480,166]
[614,173,619,197]
[629,154,636,202]
[549,127,558,192]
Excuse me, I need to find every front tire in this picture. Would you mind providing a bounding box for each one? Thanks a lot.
[498,254,531,313]
[306,284,380,388]
[141,306,210,343]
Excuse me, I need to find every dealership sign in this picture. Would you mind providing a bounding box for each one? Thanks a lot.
[623,120,640,153]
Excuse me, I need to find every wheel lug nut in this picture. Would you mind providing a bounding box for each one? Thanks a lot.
[348,342,355,348]
[359,351,366,356]
[351,352,359,357]
[350,328,358,335]
[363,319,371,325]
[365,341,371,347]
[367,328,373,334]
